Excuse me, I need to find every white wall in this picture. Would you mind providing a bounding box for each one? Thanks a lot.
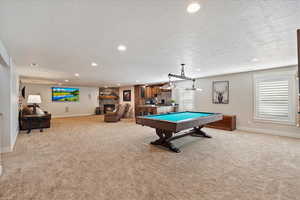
[119,86,135,117]
[172,66,300,138]
[0,62,11,153]
[0,113,3,175]
[9,61,19,151]
[0,42,19,154]
[23,84,99,118]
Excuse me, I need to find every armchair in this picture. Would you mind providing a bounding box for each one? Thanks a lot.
[104,104,130,122]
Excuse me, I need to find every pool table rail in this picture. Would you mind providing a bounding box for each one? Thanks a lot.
[136,111,223,133]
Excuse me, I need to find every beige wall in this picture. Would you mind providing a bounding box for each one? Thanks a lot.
[23,84,99,118]
[172,66,300,138]
[119,86,135,118]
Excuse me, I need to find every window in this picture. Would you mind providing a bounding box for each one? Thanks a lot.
[181,90,194,111]
[254,71,296,124]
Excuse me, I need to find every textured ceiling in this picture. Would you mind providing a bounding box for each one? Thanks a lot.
[0,0,299,86]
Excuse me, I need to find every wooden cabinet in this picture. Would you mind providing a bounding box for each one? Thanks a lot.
[205,115,236,131]
[145,87,152,99]
[144,86,160,99]
[152,87,160,96]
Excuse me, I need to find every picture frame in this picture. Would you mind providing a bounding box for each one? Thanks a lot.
[212,81,229,104]
[123,90,131,101]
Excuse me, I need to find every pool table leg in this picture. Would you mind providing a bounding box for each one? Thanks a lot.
[150,129,165,145]
[151,129,180,153]
[192,126,212,138]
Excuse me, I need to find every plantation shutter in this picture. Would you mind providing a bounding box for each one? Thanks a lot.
[182,90,194,111]
[254,72,296,124]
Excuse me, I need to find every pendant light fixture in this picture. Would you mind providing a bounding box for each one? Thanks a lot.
[168,64,202,91]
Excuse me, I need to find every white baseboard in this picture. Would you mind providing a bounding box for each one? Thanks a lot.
[10,130,18,152]
[0,146,12,153]
[0,130,18,153]
[52,114,95,118]
[238,126,300,139]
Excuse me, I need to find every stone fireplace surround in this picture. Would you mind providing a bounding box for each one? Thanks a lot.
[99,87,119,114]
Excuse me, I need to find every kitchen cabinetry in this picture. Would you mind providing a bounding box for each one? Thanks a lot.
[145,86,160,99]
[136,105,178,116]
[145,87,152,99]
[134,84,173,117]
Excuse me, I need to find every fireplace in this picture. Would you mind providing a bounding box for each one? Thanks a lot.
[104,104,116,114]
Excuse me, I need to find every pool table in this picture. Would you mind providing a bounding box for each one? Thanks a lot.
[136,111,223,153]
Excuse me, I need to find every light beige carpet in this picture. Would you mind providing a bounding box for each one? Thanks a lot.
[0,116,300,200]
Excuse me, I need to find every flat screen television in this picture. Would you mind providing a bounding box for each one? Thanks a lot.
[52,87,79,102]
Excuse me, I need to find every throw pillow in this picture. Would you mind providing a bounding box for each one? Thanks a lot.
[22,106,32,115]
[36,107,45,115]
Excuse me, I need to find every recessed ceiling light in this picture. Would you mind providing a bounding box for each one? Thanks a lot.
[74,73,79,77]
[117,83,121,86]
[136,80,140,83]
[65,80,69,82]
[30,63,38,67]
[117,45,127,51]
[91,62,98,67]
[252,58,259,62]
[187,3,201,13]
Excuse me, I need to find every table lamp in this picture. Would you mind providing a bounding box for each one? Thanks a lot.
[27,94,42,114]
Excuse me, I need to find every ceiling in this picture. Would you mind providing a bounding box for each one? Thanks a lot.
[0,0,299,87]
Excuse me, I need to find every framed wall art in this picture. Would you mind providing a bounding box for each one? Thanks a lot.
[123,90,131,101]
[212,81,229,104]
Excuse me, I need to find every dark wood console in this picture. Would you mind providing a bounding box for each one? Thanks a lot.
[20,114,51,133]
